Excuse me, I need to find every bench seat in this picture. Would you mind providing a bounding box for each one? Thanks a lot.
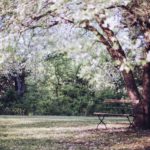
[93,112,132,117]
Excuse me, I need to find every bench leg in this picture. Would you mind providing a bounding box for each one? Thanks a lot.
[127,116,135,129]
[97,115,107,129]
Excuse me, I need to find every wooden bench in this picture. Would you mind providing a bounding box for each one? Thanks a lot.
[93,99,134,129]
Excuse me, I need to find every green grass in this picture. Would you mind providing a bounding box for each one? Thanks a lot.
[0,116,150,150]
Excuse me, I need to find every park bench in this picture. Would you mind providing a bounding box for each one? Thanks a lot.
[93,99,135,129]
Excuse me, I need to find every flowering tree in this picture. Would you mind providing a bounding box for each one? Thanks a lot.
[1,0,150,128]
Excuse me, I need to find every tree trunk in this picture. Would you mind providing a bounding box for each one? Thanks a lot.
[122,70,146,128]
[122,70,141,103]
[141,63,150,129]
[14,73,26,97]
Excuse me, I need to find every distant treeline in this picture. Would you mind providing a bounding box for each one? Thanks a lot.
[0,53,125,116]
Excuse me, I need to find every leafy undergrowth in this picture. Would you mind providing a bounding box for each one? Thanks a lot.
[0,116,150,150]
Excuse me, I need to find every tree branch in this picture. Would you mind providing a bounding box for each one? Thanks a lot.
[31,10,55,21]
[94,14,126,60]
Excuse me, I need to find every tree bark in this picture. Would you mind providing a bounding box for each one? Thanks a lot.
[122,70,147,128]
[122,70,141,103]
[141,63,150,129]
[14,75,26,97]
[14,70,26,97]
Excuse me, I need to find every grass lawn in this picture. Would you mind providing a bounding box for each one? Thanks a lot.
[0,116,150,150]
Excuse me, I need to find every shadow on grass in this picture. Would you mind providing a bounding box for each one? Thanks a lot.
[0,138,92,150]
[92,129,150,150]
[0,129,150,150]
